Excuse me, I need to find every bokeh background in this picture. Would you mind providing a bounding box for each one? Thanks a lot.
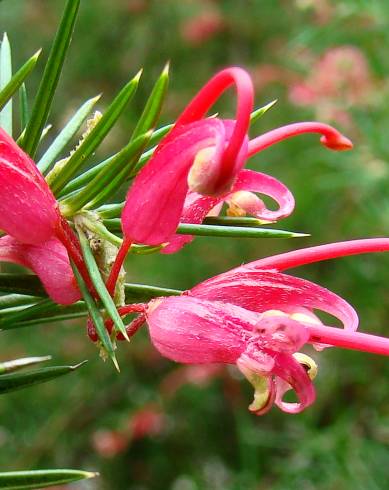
[1,0,389,488]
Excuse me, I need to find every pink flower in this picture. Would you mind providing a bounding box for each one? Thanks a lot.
[122,67,352,248]
[106,67,352,291]
[0,128,82,304]
[115,238,389,415]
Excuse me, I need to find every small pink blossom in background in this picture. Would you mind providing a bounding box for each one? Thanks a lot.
[180,8,225,46]
[92,430,128,458]
[129,405,165,440]
[251,64,293,93]
[289,46,376,127]
[92,405,165,458]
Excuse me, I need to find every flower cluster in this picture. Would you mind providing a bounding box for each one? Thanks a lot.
[1,66,389,416]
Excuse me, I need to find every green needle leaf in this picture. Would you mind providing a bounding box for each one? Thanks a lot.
[103,218,308,239]
[37,94,101,174]
[0,469,97,489]
[124,283,181,302]
[0,49,40,114]
[132,62,169,140]
[19,83,29,129]
[60,65,168,211]
[77,217,122,247]
[61,131,151,216]
[0,356,51,374]
[0,282,181,330]
[0,361,87,394]
[3,310,87,331]
[203,216,273,226]
[0,294,40,310]
[0,274,45,297]
[70,262,118,370]
[49,70,141,195]
[0,298,59,328]
[97,202,124,219]
[76,227,129,341]
[0,33,13,135]
[176,223,309,239]
[19,0,80,157]
[250,99,277,126]
[57,123,172,199]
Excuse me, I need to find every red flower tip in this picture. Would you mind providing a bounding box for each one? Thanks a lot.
[320,133,353,151]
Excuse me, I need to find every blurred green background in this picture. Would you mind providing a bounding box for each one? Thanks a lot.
[1,0,389,488]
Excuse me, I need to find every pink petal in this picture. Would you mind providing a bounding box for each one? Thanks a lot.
[190,269,358,333]
[162,168,294,254]
[271,351,316,413]
[231,169,295,221]
[146,296,260,364]
[239,345,315,414]
[122,118,227,246]
[0,129,59,245]
[0,128,47,184]
[0,235,80,305]
[161,191,222,253]
[161,67,254,190]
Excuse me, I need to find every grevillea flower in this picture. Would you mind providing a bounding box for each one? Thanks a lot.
[105,67,353,289]
[0,128,83,304]
[121,67,352,247]
[111,239,389,415]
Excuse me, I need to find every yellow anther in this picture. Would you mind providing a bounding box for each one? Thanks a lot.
[260,309,289,319]
[290,312,322,326]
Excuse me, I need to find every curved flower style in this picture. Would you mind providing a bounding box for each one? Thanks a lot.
[0,128,82,304]
[111,239,389,415]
